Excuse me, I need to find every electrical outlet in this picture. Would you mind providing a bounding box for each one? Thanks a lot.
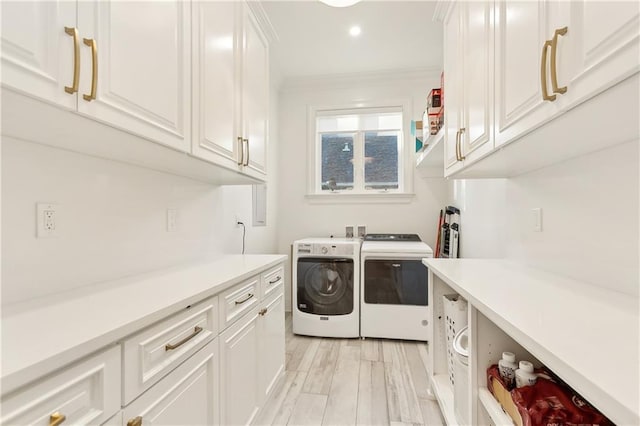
[167,209,178,232]
[532,208,543,232]
[37,203,59,238]
[235,215,243,227]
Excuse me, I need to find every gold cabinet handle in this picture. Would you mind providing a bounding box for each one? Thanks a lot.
[540,40,556,102]
[235,293,254,305]
[237,136,244,165]
[454,129,461,161]
[243,138,249,166]
[268,276,281,284]
[49,412,66,426]
[64,27,80,94]
[458,127,466,161]
[550,26,568,95]
[127,416,142,426]
[164,326,203,351]
[82,38,98,101]
[259,308,268,316]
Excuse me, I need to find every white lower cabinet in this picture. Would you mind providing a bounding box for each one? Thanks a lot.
[259,288,286,401]
[122,338,220,426]
[220,307,261,426]
[0,345,121,426]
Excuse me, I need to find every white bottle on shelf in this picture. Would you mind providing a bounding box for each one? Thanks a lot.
[498,352,518,387]
[515,360,538,388]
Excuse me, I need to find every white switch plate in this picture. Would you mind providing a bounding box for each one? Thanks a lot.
[167,209,178,232]
[532,208,543,232]
[37,203,59,238]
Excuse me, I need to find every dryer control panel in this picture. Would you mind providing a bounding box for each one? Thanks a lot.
[297,243,354,256]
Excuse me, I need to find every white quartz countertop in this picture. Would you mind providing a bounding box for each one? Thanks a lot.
[1,254,287,394]
[423,258,639,425]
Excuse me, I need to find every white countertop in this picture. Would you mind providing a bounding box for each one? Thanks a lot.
[1,254,287,394]
[423,258,639,425]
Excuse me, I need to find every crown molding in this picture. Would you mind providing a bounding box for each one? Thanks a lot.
[279,66,442,93]
[247,1,279,44]
[432,0,453,23]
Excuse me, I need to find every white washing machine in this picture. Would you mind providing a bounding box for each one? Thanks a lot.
[293,238,361,338]
[360,234,433,341]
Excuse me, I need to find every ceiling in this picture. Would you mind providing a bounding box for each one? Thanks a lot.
[262,1,443,81]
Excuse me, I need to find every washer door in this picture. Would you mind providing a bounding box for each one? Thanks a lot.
[297,258,354,315]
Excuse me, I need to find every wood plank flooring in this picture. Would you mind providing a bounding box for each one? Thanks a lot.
[254,314,445,426]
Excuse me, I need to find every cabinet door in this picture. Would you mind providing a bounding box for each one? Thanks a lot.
[241,3,269,178]
[122,338,219,426]
[460,1,494,164]
[563,1,639,105]
[191,1,243,170]
[0,1,76,109]
[494,1,564,148]
[76,0,190,152]
[220,308,261,426]
[260,289,285,401]
[443,2,464,173]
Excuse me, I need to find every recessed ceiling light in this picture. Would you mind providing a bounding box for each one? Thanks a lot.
[350,26,362,37]
[319,0,362,7]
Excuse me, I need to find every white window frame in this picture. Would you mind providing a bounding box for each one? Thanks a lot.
[306,100,415,204]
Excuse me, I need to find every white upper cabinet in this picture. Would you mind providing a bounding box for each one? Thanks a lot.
[192,1,270,181]
[437,0,638,178]
[76,1,191,152]
[493,0,565,148]
[241,3,269,178]
[562,1,640,106]
[1,1,77,110]
[443,1,463,173]
[442,0,494,175]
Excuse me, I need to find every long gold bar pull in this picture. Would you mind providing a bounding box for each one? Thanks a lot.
[49,412,66,426]
[550,26,568,95]
[165,326,203,351]
[127,416,142,426]
[64,27,80,94]
[83,38,98,101]
[540,40,556,102]
[237,136,244,165]
[454,130,461,161]
[243,138,249,166]
[458,127,466,161]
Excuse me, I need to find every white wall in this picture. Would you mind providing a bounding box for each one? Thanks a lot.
[449,140,639,297]
[1,136,276,305]
[276,70,449,311]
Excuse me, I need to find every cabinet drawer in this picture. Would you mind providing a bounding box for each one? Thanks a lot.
[262,265,284,299]
[1,345,121,426]
[123,338,219,426]
[219,277,260,330]
[122,297,218,405]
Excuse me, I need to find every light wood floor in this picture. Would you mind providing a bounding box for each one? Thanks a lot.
[254,314,445,426]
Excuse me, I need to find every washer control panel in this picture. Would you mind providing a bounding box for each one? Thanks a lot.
[297,243,354,256]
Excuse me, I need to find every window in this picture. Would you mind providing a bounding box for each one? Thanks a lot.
[314,108,405,194]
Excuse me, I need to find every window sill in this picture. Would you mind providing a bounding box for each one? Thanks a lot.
[305,192,415,204]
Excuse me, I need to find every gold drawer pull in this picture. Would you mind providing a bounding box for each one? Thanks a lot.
[243,138,249,166]
[550,26,568,95]
[259,308,268,316]
[49,412,66,426]
[268,276,281,284]
[235,293,254,305]
[165,326,203,351]
[127,416,142,426]
[63,27,80,94]
[83,38,98,101]
[540,39,556,102]
[237,136,244,165]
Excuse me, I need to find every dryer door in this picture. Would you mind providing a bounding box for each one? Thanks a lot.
[296,258,354,315]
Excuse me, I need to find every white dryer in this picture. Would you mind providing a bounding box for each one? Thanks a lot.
[293,238,361,338]
[360,234,433,341]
